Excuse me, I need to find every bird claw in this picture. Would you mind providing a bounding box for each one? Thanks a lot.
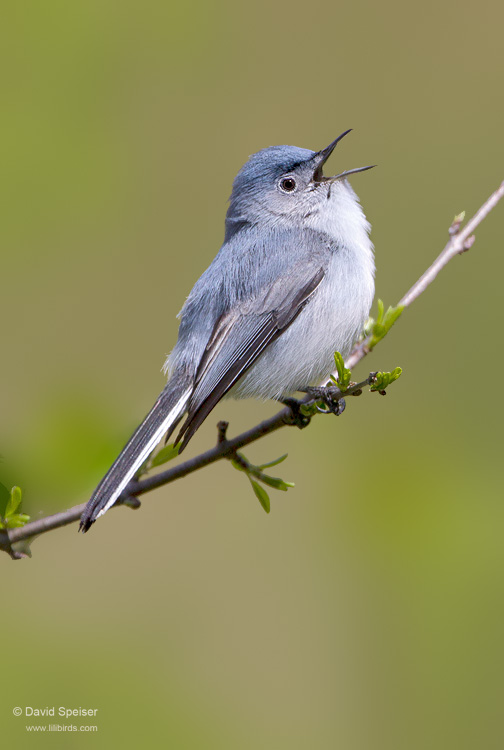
[305,386,346,416]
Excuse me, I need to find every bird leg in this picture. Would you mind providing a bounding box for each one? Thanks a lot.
[281,384,346,428]
[301,386,346,416]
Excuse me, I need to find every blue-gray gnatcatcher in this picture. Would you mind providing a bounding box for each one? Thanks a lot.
[80,130,375,531]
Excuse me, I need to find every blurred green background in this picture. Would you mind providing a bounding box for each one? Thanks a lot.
[2,0,503,747]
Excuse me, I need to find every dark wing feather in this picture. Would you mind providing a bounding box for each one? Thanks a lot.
[175,265,325,452]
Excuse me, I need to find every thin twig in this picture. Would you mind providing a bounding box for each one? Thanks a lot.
[2,182,503,555]
[127,408,292,498]
[399,181,504,308]
[4,504,87,547]
[3,411,292,550]
[345,181,504,370]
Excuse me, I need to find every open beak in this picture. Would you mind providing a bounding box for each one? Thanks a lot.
[312,130,376,183]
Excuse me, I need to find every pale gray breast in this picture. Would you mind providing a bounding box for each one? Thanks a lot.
[232,243,375,400]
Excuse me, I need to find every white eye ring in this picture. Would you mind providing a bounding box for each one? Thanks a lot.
[278,176,297,193]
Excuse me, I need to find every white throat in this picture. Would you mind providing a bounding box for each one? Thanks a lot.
[305,180,374,277]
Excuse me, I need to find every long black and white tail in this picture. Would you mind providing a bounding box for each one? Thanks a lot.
[79,380,191,532]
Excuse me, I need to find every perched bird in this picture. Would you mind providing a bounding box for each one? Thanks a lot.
[80,130,375,532]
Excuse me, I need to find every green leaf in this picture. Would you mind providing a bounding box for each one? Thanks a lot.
[385,306,403,327]
[249,464,295,491]
[363,315,375,337]
[231,452,294,507]
[377,298,384,321]
[5,486,22,518]
[2,487,30,528]
[368,300,404,349]
[256,473,294,491]
[370,367,403,391]
[150,443,180,468]
[6,514,30,529]
[249,478,270,513]
[257,454,288,470]
[231,457,247,473]
[333,351,351,390]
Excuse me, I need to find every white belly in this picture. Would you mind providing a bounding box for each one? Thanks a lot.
[230,246,374,400]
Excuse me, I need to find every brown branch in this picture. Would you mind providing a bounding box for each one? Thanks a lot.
[2,181,503,557]
[4,504,87,549]
[2,411,294,555]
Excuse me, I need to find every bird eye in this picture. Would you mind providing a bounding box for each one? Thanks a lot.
[278,176,297,193]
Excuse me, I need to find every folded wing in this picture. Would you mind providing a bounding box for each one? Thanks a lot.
[176,263,325,451]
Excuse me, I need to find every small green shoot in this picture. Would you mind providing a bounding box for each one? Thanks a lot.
[370,367,403,392]
[0,486,30,530]
[449,211,466,235]
[150,443,180,469]
[330,351,351,390]
[367,299,404,349]
[231,452,294,513]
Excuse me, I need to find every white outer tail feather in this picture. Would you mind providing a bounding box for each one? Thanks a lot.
[95,388,191,521]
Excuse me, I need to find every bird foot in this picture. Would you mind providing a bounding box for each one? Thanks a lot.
[282,398,312,429]
[304,386,346,416]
